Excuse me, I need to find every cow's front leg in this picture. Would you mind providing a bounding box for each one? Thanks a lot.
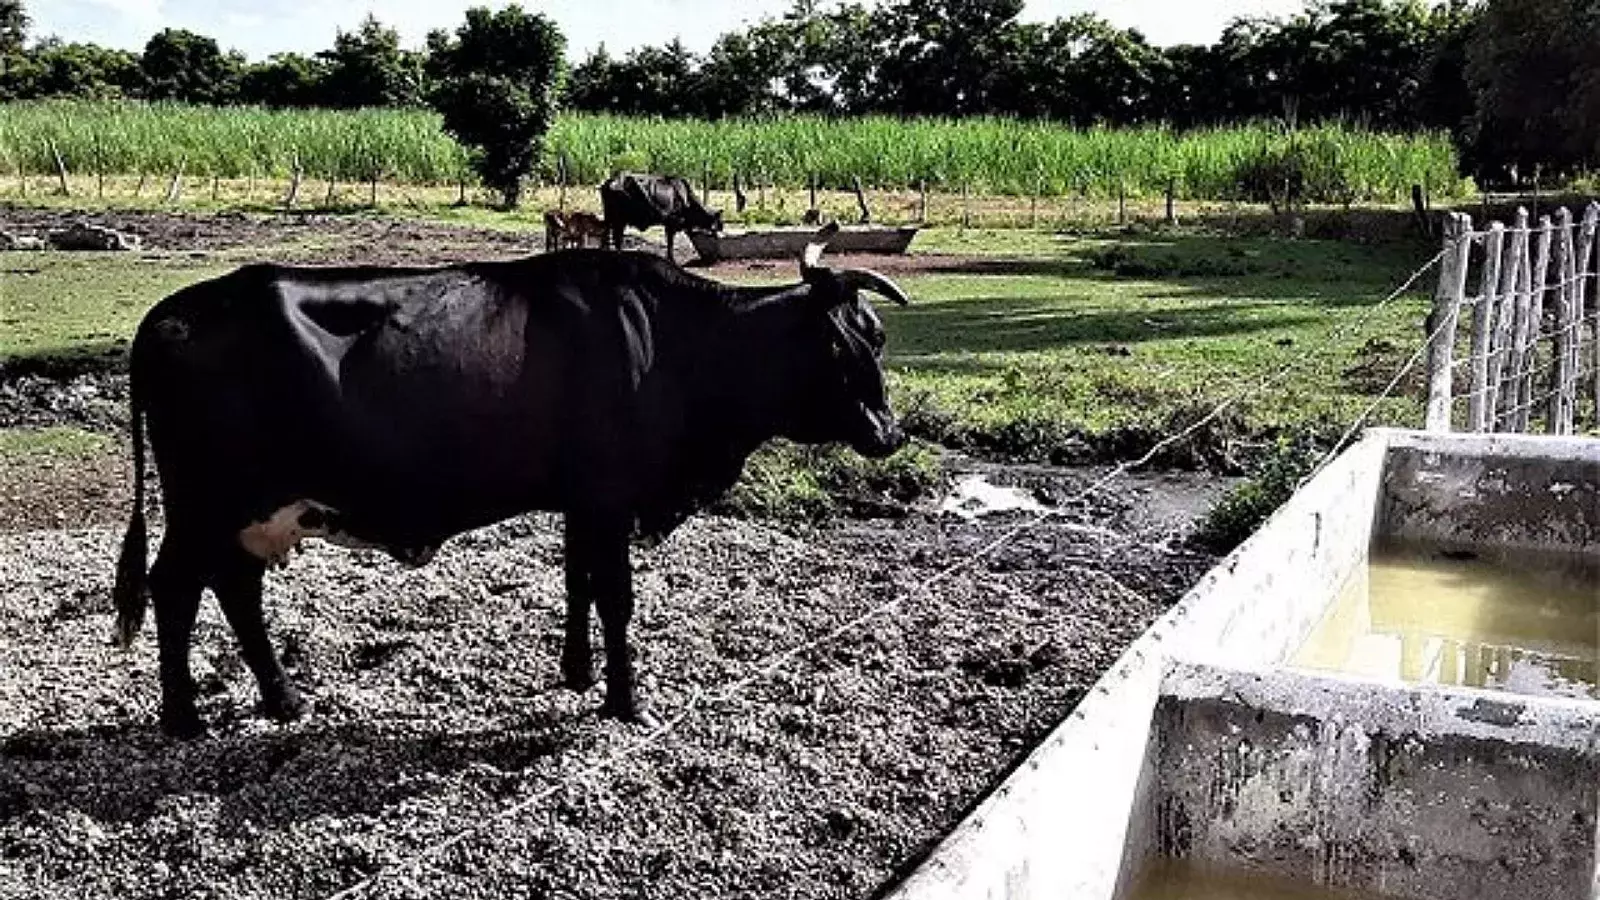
[588,519,655,726]
[561,518,596,692]
[214,548,306,723]
[665,226,678,265]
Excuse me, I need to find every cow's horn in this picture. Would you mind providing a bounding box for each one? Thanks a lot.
[802,221,841,271]
[839,268,911,306]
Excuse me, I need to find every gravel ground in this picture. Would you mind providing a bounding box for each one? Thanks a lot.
[0,466,1222,900]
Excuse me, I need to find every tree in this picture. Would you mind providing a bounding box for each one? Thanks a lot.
[427,5,565,208]
[317,14,420,108]
[239,53,325,108]
[0,0,27,54]
[4,39,141,100]
[1464,0,1600,184]
[141,28,243,103]
[872,0,1027,115]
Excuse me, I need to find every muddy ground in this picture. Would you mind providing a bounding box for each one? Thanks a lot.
[2,208,1231,900]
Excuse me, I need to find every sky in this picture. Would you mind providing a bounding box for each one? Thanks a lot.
[32,0,1310,61]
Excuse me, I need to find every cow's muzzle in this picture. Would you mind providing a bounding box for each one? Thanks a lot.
[853,406,907,459]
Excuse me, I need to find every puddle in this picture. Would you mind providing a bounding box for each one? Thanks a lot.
[1123,859,1400,900]
[1292,539,1598,700]
[938,473,1050,520]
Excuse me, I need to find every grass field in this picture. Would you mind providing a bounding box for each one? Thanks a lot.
[0,101,1467,204]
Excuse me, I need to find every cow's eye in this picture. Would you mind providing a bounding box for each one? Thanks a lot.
[831,341,845,359]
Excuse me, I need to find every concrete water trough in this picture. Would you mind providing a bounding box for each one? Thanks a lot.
[687,224,919,263]
[883,428,1599,900]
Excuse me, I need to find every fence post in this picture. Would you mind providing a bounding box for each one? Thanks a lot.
[48,140,69,197]
[851,175,870,224]
[1468,221,1505,432]
[1573,203,1599,432]
[1426,212,1473,432]
[1512,215,1555,431]
[1487,209,1526,428]
[1547,209,1574,433]
[284,153,303,211]
[164,156,186,205]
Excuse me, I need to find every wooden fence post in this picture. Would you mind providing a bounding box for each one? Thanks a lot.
[1573,203,1599,432]
[1548,208,1575,433]
[1487,208,1529,428]
[557,153,568,211]
[49,140,70,197]
[1468,221,1505,432]
[1426,212,1474,432]
[1511,215,1555,431]
[92,135,104,200]
[851,174,870,224]
[284,153,303,211]
[164,156,186,205]
[1165,178,1177,226]
[1555,206,1580,432]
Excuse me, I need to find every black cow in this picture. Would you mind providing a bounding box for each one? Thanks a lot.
[599,172,723,264]
[110,226,909,738]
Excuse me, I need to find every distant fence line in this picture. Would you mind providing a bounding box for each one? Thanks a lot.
[1424,205,1600,436]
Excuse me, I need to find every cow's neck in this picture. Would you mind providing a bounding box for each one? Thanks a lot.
[700,285,814,444]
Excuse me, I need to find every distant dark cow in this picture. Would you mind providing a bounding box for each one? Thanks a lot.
[599,172,723,264]
[111,224,908,738]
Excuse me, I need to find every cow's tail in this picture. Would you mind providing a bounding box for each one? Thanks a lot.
[112,365,150,648]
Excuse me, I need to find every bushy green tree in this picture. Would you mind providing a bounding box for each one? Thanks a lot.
[426,5,564,208]
[141,28,242,103]
[0,0,26,55]
[238,53,325,108]
[4,38,141,99]
[317,14,420,108]
[1465,0,1600,184]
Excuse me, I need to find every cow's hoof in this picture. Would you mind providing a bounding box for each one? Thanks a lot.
[561,649,595,693]
[160,709,208,741]
[598,699,660,729]
[260,686,309,723]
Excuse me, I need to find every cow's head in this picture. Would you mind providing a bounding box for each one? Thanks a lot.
[781,225,909,459]
[688,205,724,234]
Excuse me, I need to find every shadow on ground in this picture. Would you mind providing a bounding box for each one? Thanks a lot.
[0,711,575,828]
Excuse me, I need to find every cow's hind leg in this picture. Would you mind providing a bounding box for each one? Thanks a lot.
[561,518,596,692]
[212,548,307,722]
[149,535,207,739]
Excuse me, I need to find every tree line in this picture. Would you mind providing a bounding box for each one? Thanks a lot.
[0,0,1596,188]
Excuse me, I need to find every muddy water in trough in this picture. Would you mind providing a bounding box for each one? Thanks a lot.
[1293,538,1599,701]
[1124,859,1404,900]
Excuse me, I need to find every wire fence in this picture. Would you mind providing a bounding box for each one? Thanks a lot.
[316,243,1452,900]
[1423,203,1600,435]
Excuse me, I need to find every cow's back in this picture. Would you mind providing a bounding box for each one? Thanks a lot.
[129,254,708,542]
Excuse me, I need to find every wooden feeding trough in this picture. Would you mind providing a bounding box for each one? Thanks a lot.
[687,224,919,263]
